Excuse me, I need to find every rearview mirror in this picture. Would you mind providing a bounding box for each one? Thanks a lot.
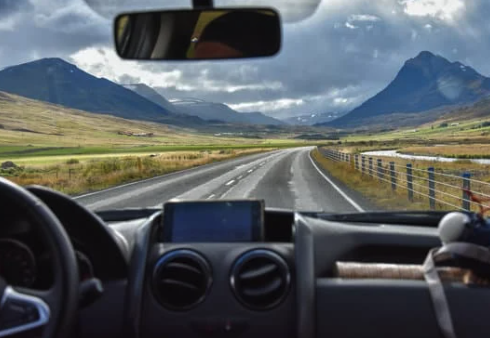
[114,8,281,60]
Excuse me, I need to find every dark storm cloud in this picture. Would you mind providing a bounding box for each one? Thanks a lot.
[2,0,490,118]
[0,0,31,17]
[0,0,110,68]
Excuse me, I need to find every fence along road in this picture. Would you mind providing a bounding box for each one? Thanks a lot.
[319,148,490,213]
[76,147,368,213]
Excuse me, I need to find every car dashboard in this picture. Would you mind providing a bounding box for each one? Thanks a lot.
[3,187,490,338]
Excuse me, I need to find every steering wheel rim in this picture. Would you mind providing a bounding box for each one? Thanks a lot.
[0,177,79,338]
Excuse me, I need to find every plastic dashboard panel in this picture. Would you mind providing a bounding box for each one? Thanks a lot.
[299,215,490,338]
[140,243,295,338]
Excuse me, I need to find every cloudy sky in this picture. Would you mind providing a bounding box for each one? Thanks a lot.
[2,0,490,118]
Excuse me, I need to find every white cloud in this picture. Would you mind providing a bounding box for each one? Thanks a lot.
[345,22,358,29]
[70,47,184,88]
[70,47,284,93]
[345,13,380,30]
[399,0,465,22]
[228,98,305,112]
[348,14,381,22]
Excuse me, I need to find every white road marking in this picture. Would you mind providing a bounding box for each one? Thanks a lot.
[308,152,365,212]
[225,180,235,186]
[259,162,265,166]
[206,194,215,200]
[247,169,254,173]
[238,175,243,180]
[74,151,277,200]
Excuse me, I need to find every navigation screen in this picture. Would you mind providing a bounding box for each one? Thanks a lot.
[162,200,264,242]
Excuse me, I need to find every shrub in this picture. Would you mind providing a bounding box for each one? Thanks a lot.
[439,122,448,128]
[66,158,79,165]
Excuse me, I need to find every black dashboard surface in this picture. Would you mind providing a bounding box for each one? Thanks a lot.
[3,187,490,338]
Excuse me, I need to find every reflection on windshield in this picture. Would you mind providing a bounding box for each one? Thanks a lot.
[1,0,490,215]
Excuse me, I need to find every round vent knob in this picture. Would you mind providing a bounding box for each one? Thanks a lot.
[152,250,212,310]
[230,250,290,310]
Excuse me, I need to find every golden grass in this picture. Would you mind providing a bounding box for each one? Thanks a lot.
[5,148,271,195]
[311,149,429,211]
[0,91,299,148]
[313,148,490,212]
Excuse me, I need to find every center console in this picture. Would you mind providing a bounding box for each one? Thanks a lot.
[139,200,295,338]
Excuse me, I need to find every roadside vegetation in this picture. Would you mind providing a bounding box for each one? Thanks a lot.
[0,90,328,194]
[3,149,271,195]
[311,148,431,211]
[312,147,490,213]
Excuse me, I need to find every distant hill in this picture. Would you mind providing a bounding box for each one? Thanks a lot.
[122,83,179,114]
[324,51,490,128]
[0,58,205,128]
[285,111,346,125]
[123,84,285,126]
[170,98,286,126]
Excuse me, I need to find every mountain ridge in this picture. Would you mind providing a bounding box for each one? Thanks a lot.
[0,58,206,128]
[324,51,490,128]
[126,84,285,126]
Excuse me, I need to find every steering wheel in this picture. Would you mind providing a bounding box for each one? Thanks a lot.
[0,178,79,338]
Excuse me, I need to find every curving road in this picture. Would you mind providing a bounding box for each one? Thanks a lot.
[75,147,369,213]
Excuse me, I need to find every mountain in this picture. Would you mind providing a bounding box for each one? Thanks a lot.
[285,111,346,125]
[325,51,490,128]
[170,98,285,126]
[123,84,285,126]
[122,83,180,114]
[0,58,204,127]
[239,112,286,125]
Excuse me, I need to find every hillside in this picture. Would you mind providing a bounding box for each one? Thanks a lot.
[0,91,253,148]
[0,58,205,128]
[325,51,490,128]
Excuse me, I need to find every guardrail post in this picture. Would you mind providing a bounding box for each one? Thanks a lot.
[407,164,414,202]
[369,158,373,177]
[390,162,396,191]
[355,155,359,170]
[361,156,365,174]
[377,159,383,182]
[428,167,435,210]
[462,172,471,211]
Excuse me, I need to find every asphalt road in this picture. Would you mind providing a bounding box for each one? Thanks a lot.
[75,147,367,213]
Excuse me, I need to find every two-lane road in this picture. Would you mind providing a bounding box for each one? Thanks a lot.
[75,147,367,212]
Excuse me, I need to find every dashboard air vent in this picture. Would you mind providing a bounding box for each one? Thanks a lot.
[152,250,211,310]
[231,250,290,310]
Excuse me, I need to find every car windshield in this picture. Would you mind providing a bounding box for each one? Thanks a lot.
[1,0,490,215]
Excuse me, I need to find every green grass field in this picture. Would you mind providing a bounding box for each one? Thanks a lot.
[0,91,324,194]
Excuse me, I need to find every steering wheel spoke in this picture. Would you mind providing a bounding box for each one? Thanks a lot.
[0,282,50,337]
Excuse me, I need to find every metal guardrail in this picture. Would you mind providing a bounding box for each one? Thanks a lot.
[319,148,490,212]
